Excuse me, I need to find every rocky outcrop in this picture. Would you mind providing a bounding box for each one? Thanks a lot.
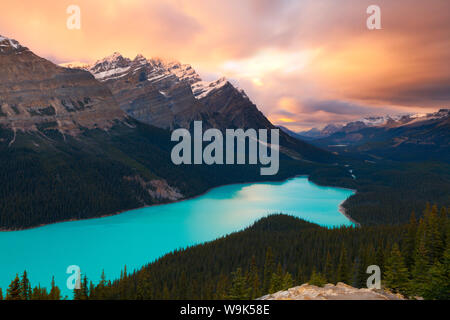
[124,175,183,202]
[258,283,405,300]
[0,35,125,135]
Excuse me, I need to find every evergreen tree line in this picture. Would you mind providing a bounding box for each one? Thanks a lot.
[0,271,61,300]
[1,205,448,300]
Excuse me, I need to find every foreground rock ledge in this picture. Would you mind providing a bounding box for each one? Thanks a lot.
[258,283,405,300]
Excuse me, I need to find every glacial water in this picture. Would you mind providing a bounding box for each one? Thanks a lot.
[0,177,354,297]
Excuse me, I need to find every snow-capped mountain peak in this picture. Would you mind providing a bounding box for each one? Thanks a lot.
[164,61,202,85]
[191,77,229,99]
[359,110,449,128]
[133,54,148,64]
[0,35,24,53]
[89,52,132,75]
[360,115,392,126]
[102,52,126,63]
[298,109,449,139]
[63,52,248,105]
[82,53,237,100]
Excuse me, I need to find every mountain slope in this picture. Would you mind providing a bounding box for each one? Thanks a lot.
[0,36,124,135]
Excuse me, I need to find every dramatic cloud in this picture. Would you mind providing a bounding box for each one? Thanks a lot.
[1,0,449,130]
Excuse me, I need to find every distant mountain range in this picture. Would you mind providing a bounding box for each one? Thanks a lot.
[296,110,449,139]
[286,109,450,162]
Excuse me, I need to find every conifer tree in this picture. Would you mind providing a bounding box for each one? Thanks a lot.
[178,271,188,300]
[308,269,327,287]
[214,274,229,299]
[94,269,108,300]
[337,247,350,284]
[375,245,385,271]
[365,243,376,267]
[353,245,370,288]
[6,274,22,300]
[229,268,250,300]
[82,275,89,299]
[384,243,409,294]
[411,233,432,296]
[31,285,49,300]
[20,270,31,300]
[404,212,417,270]
[89,281,95,299]
[281,272,293,291]
[263,247,275,293]
[324,251,334,284]
[74,274,89,300]
[269,263,284,293]
[49,276,61,300]
[248,256,260,299]
[296,267,306,285]
[422,240,449,300]
[136,269,152,300]
[426,205,444,263]
[351,257,361,288]
[162,285,170,300]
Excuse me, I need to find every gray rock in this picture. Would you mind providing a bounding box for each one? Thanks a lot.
[258,283,405,300]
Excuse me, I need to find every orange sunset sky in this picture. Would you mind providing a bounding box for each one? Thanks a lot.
[1,0,449,130]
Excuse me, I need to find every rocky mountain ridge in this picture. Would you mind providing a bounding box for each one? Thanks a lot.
[0,35,125,136]
[64,52,269,131]
[303,109,449,162]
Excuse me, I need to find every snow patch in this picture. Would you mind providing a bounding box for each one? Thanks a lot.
[93,66,131,80]
[191,77,228,99]
[0,35,22,50]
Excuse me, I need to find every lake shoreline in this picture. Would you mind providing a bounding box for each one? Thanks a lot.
[339,204,361,227]
[0,174,358,232]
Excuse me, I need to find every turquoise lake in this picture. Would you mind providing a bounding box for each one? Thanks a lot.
[0,177,354,297]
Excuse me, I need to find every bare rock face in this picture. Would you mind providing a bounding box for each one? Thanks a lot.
[258,283,405,300]
[197,79,275,130]
[0,35,125,134]
[84,53,273,131]
[124,175,183,202]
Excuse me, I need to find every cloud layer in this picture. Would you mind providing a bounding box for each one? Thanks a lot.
[1,0,449,130]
